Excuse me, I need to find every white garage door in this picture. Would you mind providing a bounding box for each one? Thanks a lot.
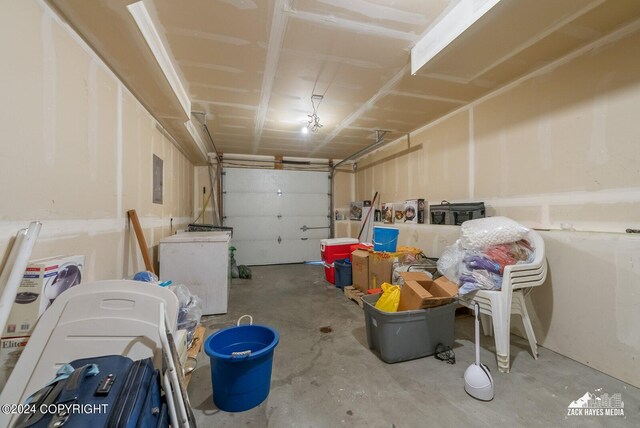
[223,168,330,265]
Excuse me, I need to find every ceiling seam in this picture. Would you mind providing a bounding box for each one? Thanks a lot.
[308,64,410,157]
[386,90,467,104]
[282,1,417,42]
[166,27,251,45]
[464,0,606,83]
[178,61,244,73]
[280,48,384,69]
[361,15,640,163]
[252,0,288,154]
[415,72,473,85]
[190,83,252,93]
[192,99,258,111]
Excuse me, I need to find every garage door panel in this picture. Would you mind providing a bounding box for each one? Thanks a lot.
[225,193,327,217]
[278,194,328,215]
[224,169,328,193]
[224,193,280,216]
[224,217,281,240]
[276,170,329,193]
[230,238,321,265]
[285,238,322,261]
[230,240,282,265]
[279,215,329,239]
[224,169,278,193]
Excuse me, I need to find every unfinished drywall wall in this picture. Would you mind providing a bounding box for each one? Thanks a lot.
[344,25,640,386]
[332,168,354,216]
[0,1,194,281]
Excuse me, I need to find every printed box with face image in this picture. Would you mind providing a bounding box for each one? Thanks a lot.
[404,199,426,224]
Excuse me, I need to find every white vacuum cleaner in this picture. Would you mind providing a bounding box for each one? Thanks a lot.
[464,302,494,401]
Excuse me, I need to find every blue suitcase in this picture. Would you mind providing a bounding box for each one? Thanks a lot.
[13,355,168,428]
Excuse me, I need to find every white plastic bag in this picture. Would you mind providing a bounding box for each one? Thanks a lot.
[168,284,203,345]
[436,239,466,283]
[460,216,529,250]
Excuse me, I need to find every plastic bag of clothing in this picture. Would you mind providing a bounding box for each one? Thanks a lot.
[458,239,535,295]
[168,284,203,345]
[438,238,535,295]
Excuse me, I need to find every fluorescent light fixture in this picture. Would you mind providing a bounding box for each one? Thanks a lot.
[127,1,191,118]
[411,0,502,75]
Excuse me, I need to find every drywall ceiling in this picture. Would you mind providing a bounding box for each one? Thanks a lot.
[48,0,640,164]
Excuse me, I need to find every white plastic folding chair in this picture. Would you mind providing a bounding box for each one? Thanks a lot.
[461,230,547,373]
[0,280,181,427]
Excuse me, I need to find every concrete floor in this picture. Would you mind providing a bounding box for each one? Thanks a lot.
[187,264,639,427]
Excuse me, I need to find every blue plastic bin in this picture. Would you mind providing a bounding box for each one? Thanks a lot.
[334,258,352,289]
[373,226,399,252]
[204,324,279,412]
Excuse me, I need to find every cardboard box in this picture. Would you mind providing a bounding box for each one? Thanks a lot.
[349,200,371,221]
[393,203,405,223]
[0,336,28,389]
[4,255,85,338]
[381,203,394,224]
[351,249,369,293]
[398,272,459,311]
[397,271,430,283]
[368,251,406,289]
[404,199,426,224]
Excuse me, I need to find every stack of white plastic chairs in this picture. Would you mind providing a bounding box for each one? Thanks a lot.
[444,217,548,373]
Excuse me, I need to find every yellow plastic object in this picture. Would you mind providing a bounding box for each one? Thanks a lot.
[374,283,401,312]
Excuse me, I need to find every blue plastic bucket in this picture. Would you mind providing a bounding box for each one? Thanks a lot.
[204,322,279,412]
[373,226,399,252]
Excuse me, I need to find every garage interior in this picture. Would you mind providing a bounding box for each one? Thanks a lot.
[1,0,639,427]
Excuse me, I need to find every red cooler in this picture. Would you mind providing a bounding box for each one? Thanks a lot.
[321,238,359,284]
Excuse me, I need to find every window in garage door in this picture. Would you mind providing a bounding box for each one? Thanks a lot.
[223,168,330,265]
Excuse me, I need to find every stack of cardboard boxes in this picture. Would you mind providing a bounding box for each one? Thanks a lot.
[351,248,458,311]
[351,248,404,293]
[0,255,84,389]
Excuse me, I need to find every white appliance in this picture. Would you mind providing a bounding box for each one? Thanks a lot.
[159,231,231,315]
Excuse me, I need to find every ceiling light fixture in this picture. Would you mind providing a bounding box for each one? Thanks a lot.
[305,94,324,133]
